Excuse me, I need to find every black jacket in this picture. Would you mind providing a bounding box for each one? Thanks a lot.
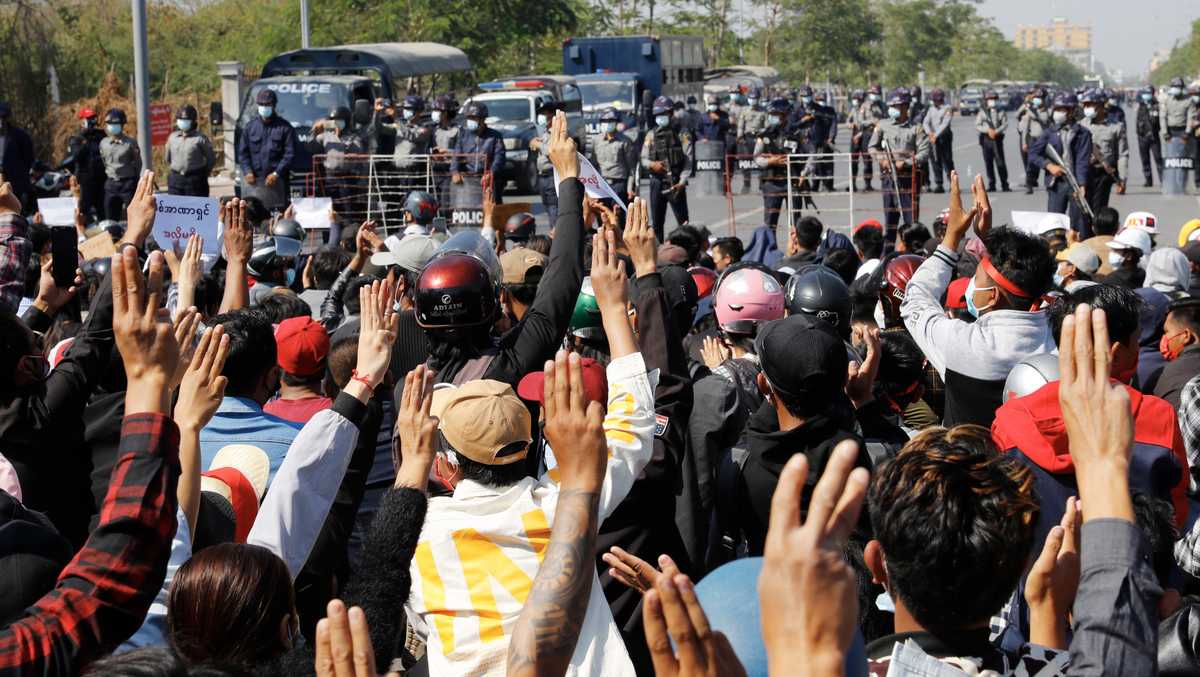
[773,250,818,274]
[1104,266,1147,289]
[1153,344,1200,412]
[62,128,106,180]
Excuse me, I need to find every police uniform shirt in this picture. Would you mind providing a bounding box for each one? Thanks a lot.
[535,130,554,175]
[590,132,634,192]
[641,126,688,181]
[922,104,954,139]
[753,126,801,182]
[857,101,884,128]
[1018,108,1051,144]
[1081,116,1129,180]
[869,118,930,168]
[165,130,215,175]
[315,129,364,173]
[393,121,433,156]
[434,125,459,153]
[100,134,142,180]
[974,108,1009,135]
[1159,95,1195,133]
[737,106,768,140]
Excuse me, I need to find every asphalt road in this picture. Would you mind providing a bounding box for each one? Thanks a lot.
[509,110,1200,247]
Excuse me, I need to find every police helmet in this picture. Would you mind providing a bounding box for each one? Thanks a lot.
[401,95,424,112]
[784,265,852,338]
[652,96,674,116]
[768,98,790,115]
[1003,353,1060,403]
[431,95,456,112]
[686,95,698,105]
[1170,76,1186,89]
[464,102,489,119]
[1080,89,1103,104]
[176,104,198,121]
[599,107,620,123]
[868,84,882,95]
[328,106,352,121]
[886,88,911,107]
[1139,85,1155,97]
[1052,92,1078,109]
[814,90,827,102]
[255,89,278,106]
[404,191,439,226]
[851,89,865,100]
[415,253,498,329]
[504,212,536,242]
[104,108,127,125]
[929,88,945,102]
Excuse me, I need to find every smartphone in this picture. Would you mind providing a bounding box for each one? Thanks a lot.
[50,226,78,288]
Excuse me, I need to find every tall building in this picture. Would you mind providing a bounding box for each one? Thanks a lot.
[1014,18,1093,73]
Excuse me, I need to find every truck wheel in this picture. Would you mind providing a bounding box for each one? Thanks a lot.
[517,158,537,194]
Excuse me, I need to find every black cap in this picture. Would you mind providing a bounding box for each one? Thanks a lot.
[176,104,198,121]
[755,314,847,400]
[256,89,278,105]
[659,264,699,313]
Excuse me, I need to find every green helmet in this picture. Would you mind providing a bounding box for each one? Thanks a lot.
[568,278,605,341]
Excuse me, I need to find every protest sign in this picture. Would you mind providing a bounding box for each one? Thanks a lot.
[38,197,76,226]
[553,153,627,210]
[153,194,221,257]
[292,197,333,230]
[79,232,117,261]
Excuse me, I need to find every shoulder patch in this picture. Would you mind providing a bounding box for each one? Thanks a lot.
[654,414,669,438]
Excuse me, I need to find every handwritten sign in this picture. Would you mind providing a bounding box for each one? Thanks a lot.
[553,152,626,210]
[79,231,117,261]
[153,194,220,257]
[38,197,76,226]
[291,197,332,230]
[150,104,174,147]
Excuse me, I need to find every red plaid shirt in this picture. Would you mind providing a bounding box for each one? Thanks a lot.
[0,213,29,316]
[0,413,179,676]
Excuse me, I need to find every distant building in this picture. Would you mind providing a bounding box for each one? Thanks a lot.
[1014,18,1093,73]
[1148,48,1171,75]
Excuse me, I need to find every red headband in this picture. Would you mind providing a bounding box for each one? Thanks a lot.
[980,257,1028,299]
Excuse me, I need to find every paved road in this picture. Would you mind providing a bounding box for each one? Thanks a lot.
[509,110,1200,246]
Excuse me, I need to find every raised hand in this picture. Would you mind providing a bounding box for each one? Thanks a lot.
[942,170,979,251]
[622,197,656,278]
[112,247,178,414]
[547,111,579,181]
[541,350,607,491]
[32,256,82,315]
[393,364,437,491]
[0,182,21,215]
[222,198,252,264]
[352,279,398,394]
[845,325,881,408]
[970,173,992,238]
[602,548,681,594]
[169,307,202,391]
[700,335,730,370]
[642,572,747,677]
[315,600,387,677]
[351,220,379,272]
[590,228,637,359]
[1025,496,1081,650]
[174,324,229,431]
[123,171,157,248]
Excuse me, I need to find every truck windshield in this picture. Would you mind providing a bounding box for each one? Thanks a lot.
[481,98,532,123]
[241,82,353,130]
[578,81,636,112]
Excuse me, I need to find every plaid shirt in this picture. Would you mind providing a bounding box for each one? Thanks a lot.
[1175,375,1200,576]
[0,212,30,316]
[0,413,180,676]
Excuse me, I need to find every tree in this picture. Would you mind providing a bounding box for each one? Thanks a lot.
[769,0,880,84]
[1151,18,1200,86]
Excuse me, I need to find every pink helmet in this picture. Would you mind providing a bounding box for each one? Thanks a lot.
[713,267,785,335]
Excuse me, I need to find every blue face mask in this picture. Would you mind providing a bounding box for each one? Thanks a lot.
[655,115,671,128]
[258,105,273,118]
[887,106,902,120]
[106,124,122,136]
[766,116,782,128]
[466,119,480,132]
[1053,271,1065,287]
[1032,97,1043,107]
[177,119,193,132]
[285,268,296,287]
[965,277,995,318]
[1141,94,1152,103]
[801,96,813,105]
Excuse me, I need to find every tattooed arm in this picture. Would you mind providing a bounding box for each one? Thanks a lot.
[507,350,608,677]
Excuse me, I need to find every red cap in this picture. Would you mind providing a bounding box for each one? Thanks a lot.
[517,357,608,406]
[945,276,970,310]
[274,316,330,377]
[77,108,97,120]
[853,218,883,235]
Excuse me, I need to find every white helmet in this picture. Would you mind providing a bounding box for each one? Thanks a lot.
[1003,353,1060,403]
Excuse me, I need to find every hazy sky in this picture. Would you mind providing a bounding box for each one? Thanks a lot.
[977,0,1196,78]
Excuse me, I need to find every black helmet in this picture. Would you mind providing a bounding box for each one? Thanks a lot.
[784,265,852,338]
[329,106,352,122]
[104,108,127,125]
[1052,92,1078,109]
[1170,76,1186,89]
[432,95,457,113]
[505,212,536,242]
[797,85,814,97]
[768,98,790,114]
[886,88,911,107]
[415,253,498,329]
[464,102,488,119]
[599,107,620,123]
[176,104,198,121]
[404,191,439,225]
[1079,89,1102,104]
[403,95,425,111]
[271,218,306,258]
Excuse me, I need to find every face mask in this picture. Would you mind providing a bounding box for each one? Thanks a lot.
[747,98,758,107]
[602,121,618,134]
[801,96,812,105]
[1032,97,1043,107]
[431,110,443,123]
[536,114,548,128]
[176,119,193,132]
[852,99,862,107]
[106,124,122,136]
[965,277,995,318]
[1141,94,1152,103]
[688,103,697,111]
[987,99,997,108]
[1108,251,1126,268]
[887,106,901,120]
[706,104,719,112]
[1083,106,1097,119]
[868,93,879,102]
[403,109,416,120]
[466,119,480,132]
[1192,96,1200,104]
[1161,332,1189,361]
[655,115,671,128]
[1052,110,1068,125]
[766,116,782,128]
[285,268,296,287]
[335,119,346,130]
[1169,87,1182,97]
[1053,272,1065,287]
[258,105,273,118]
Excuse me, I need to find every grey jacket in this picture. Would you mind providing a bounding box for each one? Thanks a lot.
[165,130,215,174]
[1081,116,1129,180]
[1160,95,1196,135]
[588,132,636,194]
[869,118,930,166]
[922,104,953,138]
[975,107,1009,135]
[99,134,142,180]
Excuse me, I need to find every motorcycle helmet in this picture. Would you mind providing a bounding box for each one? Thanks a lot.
[784,265,851,338]
[1003,353,1060,403]
[713,266,785,335]
[878,255,926,327]
[415,253,498,329]
[403,191,439,226]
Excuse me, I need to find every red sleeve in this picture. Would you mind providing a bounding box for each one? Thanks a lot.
[0,413,180,675]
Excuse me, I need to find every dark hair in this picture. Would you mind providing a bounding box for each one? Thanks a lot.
[257,290,312,325]
[849,275,880,325]
[668,225,706,264]
[1048,284,1142,347]
[504,283,538,306]
[712,237,745,263]
[1093,206,1120,236]
[980,226,1054,303]
[0,310,35,385]
[310,247,351,289]
[455,451,529,487]
[868,426,1038,638]
[526,235,552,256]
[852,227,884,260]
[82,647,235,677]
[956,252,979,281]
[821,250,859,286]
[343,276,375,316]
[42,318,82,359]
[875,331,925,397]
[898,223,932,254]
[240,196,270,229]
[324,336,358,393]
[1131,490,1178,584]
[281,370,323,389]
[794,216,823,250]
[168,543,295,672]
[210,310,276,396]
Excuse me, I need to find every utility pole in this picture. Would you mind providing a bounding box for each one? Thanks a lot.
[300,0,311,48]
[132,0,152,171]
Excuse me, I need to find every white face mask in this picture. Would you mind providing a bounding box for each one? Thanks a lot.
[706,104,719,112]
[258,105,273,118]
[466,119,480,132]
[1032,97,1043,107]
[1108,251,1126,268]
[887,106,902,120]
[801,96,812,105]
[602,121,618,134]
[403,109,416,120]
[766,116,782,128]
[987,99,998,108]
[1169,87,1182,97]
[1192,95,1200,104]
[868,93,880,102]
[1052,110,1069,125]
[1083,106,1097,119]
[1141,94,1152,103]
[176,119,193,132]
[431,110,443,123]
[536,114,548,128]
[747,98,758,107]
[655,115,671,128]
[106,124,122,136]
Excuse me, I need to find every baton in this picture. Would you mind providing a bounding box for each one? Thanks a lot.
[881,139,905,218]
[1045,144,1095,220]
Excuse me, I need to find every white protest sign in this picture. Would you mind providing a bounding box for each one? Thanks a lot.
[153,194,221,257]
[38,197,76,226]
[292,197,333,230]
[553,152,627,211]
[1011,210,1069,236]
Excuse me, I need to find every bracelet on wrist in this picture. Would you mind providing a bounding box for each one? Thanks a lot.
[350,369,377,390]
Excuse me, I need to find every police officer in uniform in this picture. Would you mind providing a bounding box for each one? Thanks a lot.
[99,108,142,220]
[363,98,397,157]
[430,95,460,219]
[736,88,768,193]
[0,103,33,214]
[1159,76,1196,155]
[1079,88,1128,216]
[61,108,106,222]
[975,89,1011,192]
[1135,86,1162,187]
[697,94,731,142]
[391,95,435,198]
[754,98,802,229]
[1028,93,1093,237]
[588,107,636,203]
[1016,87,1051,194]
[165,105,215,197]
[1103,88,1126,126]
[683,95,704,137]
[791,85,835,192]
[854,85,885,192]
[528,101,560,224]
[1190,85,1200,190]
[641,96,690,241]
[909,86,930,188]
[309,106,365,214]
[237,89,297,211]
[847,89,866,191]
[869,88,930,239]
[451,102,506,203]
[922,89,954,193]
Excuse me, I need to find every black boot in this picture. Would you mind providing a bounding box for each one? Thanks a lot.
[863,180,874,192]
[1001,184,1011,192]
[1144,178,1153,187]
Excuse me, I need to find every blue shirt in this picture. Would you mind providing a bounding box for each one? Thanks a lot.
[200,397,303,483]
[237,114,297,179]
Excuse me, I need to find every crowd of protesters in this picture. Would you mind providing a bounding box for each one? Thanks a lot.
[0,105,1198,677]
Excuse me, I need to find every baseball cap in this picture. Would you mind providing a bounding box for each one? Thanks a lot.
[1107,228,1153,257]
[754,314,847,401]
[657,243,689,265]
[517,357,608,406]
[274,316,330,377]
[1055,243,1101,275]
[500,248,548,285]
[1183,241,1200,266]
[431,380,532,465]
[1123,211,1157,235]
[944,276,970,310]
[370,233,438,273]
[1034,212,1070,235]
[853,218,883,236]
[1179,219,1200,247]
[200,444,270,543]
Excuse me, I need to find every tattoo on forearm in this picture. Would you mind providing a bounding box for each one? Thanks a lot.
[505,488,601,677]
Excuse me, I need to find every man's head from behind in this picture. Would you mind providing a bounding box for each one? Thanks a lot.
[754,314,848,426]
[274,316,330,390]
[792,216,823,253]
[866,426,1039,638]
[1049,284,1142,382]
[972,227,1054,315]
[1092,206,1120,237]
[431,380,532,489]
[210,310,279,405]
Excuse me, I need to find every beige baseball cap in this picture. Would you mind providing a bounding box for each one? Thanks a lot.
[500,248,548,285]
[431,380,532,465]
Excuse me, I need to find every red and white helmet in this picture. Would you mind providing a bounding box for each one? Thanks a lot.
[713,267,784,335]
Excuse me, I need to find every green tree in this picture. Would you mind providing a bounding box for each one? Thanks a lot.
[769,0,880,84]
[1151,18,1200,86]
